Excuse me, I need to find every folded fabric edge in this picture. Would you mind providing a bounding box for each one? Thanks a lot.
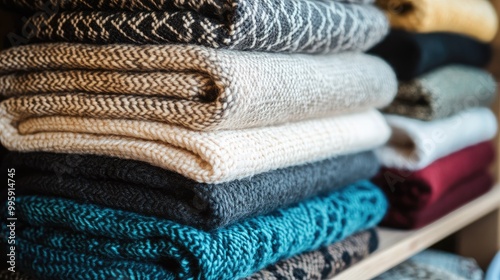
[13,182,387,279]
[377,108,497,170]
[244,228,379,280]
[382,171,493,229]
[0,109,390,183]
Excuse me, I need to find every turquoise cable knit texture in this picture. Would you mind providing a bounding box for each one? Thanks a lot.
[12,181,387,280]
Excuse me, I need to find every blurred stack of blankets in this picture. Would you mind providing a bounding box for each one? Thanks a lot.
[370,0,498,229]
[0,0,393,279]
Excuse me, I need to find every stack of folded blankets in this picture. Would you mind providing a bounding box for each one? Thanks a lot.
[0,0,399,279]
[370,0,498,229]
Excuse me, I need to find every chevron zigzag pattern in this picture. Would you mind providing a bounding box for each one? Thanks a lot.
[10,0,389,52]
[0,43,397,131]
[2,0,377,12]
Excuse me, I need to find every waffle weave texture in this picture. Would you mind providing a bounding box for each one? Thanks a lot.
[0,43,397,131]
[383,66,496,121]
[245,229,378,280]
[368,30,492,80]
[2,0,388,53]
[6,150,379,230]
[376,0,498,42]
[376,108,497,171]
[0,108,391,183]
[9,181,388,280]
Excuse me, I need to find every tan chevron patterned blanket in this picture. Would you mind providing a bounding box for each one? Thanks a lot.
[2,0,389,53]
[0,43,397,131]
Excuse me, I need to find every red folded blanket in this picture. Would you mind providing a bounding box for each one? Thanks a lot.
[382,172,493,229]
[374,142,495,211]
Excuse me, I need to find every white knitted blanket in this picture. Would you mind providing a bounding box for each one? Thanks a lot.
[376,108,497,170]
[0,109,390,183]
[0,44,397,131]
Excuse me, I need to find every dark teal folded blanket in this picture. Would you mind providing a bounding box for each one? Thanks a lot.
[12,181,387,280]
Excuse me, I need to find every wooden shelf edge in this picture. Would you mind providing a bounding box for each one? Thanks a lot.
[332,185,500,280]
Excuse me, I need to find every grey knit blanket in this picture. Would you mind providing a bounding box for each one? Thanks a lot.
[384,65,497,121]
[7,150,379,229]
[0,43,397,131]
[2,0,389,53]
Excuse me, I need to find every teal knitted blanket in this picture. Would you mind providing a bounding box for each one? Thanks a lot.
[12,181,387,280]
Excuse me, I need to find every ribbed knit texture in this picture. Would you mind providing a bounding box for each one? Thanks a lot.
[6,150,380,230]
[376,0,498,42]
[10,182,388,280]
[3,0,389,53]
[245,229,378,280]
[0,44,397,131]
[0,109,391,183]
[383,66,496,121]
[376,108,497,171]
[368,30,492,80]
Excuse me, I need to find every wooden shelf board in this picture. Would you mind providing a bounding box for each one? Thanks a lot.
[332,185,500,280]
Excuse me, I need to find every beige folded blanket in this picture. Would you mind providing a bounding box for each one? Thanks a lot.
[0,44,397,131]
[376,0,498,42]
[0,109,390,183]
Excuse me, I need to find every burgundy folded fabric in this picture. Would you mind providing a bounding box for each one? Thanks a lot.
[382,172,493,229]
[373,142,495,211]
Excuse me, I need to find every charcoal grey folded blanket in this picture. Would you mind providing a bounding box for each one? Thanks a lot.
[6,151,379,230]
[383,65,496,121]
[2,0,388,53]
[368,30,492,80]
[0,43,397,131]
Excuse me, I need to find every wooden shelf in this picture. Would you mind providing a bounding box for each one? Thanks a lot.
[332,185,500,280]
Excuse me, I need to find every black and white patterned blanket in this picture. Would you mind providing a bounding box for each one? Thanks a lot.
[3,0,388,53]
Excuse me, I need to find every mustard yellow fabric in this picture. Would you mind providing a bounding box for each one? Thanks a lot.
[376,0,498,42]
